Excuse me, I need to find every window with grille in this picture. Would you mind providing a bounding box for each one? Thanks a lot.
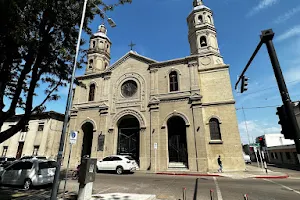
[38,123,44,131]
[169,71,179,92]
[88,84,95,101]
[209,118,222,140]
[2,146,8,157]
[33,146,39,156]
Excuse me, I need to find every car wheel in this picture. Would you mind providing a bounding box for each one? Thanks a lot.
[23,179,32,190]
[116,166,123,175]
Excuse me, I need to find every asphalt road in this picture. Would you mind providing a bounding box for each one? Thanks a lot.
[92,172,300,200]
[1,172,300,199]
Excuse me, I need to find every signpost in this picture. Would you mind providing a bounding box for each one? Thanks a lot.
[250,144,260,168]
[154,143,158,173]
[63,131,78,198]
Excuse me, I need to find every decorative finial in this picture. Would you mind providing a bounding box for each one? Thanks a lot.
[98,24,107,35]
[193,0,203,7]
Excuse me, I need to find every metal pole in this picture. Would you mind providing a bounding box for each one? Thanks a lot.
[50,0,88,199]
[242,107,251,145]
[182,187,186,200]
[261,29,300,164]
[254,148,260,168]
[63,143,72,199]
[258,148,263,170]
[261,150,268,174]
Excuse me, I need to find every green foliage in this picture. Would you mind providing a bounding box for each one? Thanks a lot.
[0,0,131,143]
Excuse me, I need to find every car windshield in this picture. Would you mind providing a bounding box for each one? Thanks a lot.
[0,157,5,161]
[125,156,135,160]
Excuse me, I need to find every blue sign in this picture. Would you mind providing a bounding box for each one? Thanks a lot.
[70,131,78,144]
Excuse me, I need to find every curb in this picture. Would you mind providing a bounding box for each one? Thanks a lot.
[254,175,289,179]
[156,172,223,177]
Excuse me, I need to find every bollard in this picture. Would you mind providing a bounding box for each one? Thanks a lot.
[182,187,186,200]
[243,194,249,200]
[210,189,214,200]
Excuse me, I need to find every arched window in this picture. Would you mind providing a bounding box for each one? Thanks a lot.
[200,36,207,47]
[209,118,222,140]
[88,84,95,101]
[169,71,179,92]
[198,15,203,23]
[92,41,96,48]
[105,62,108,68]
[89,59,93,69]
[208,15,212,24]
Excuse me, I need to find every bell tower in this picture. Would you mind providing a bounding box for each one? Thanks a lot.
[86,24,111,74]
[187,0,224,64]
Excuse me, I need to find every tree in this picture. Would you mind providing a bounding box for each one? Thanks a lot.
[0,0,132,143]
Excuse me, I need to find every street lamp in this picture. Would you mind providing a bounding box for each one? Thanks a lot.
[50,0,117,199]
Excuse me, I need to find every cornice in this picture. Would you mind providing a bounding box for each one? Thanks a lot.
[202,100,235,107]
[148,55,198,69]
[198,64,229,72]
[76,71,111,80]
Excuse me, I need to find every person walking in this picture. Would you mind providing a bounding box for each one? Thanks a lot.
[217,155,223,173]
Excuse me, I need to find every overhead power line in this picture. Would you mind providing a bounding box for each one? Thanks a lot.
[236,105,280,110]
[236,79,300,96]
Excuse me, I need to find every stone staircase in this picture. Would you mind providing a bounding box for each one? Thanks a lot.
[168,162,188,171]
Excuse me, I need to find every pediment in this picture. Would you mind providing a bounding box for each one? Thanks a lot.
[106,51,157,72]
[189,93,202,101]
[149,96,160,105]
[99,102,109,110]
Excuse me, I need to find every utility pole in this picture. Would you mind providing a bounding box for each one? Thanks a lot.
[235,29,300,164]
[50,0,88,199]
[261,30,300,162]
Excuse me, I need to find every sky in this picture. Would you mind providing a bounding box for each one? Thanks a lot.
[12,0,300,144]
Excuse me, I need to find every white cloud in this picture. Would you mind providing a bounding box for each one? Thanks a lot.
[273,5,300,24]
[238,120,281,144]
[247,0,279,17]
[276,25,300,41]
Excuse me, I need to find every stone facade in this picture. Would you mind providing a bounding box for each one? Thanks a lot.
[0,112,64,159]
[64,0,245,172]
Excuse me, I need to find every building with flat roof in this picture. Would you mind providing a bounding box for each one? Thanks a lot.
[0,111,64,159]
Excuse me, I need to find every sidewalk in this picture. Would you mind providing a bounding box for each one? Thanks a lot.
[154,165,289,179]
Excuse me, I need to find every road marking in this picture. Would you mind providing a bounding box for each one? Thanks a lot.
[97,187,112,194]
[213,177,223,200]
[264,179,300,195]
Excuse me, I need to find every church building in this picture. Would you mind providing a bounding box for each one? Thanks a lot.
[64,0,245,172]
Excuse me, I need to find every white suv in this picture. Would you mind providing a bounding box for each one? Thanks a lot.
[97,155,139,174]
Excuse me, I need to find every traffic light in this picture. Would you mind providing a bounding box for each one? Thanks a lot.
[258,137,265,148]
[240,76,249,93]
[276,105,294,139]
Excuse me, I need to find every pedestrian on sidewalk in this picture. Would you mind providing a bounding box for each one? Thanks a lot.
[217,155,223,173]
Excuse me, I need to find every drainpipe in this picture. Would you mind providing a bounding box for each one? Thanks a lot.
[189,62,199,171]
[148,109,152,170]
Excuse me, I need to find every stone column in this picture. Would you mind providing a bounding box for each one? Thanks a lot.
[148,99,160,172]
[190,95,208,172]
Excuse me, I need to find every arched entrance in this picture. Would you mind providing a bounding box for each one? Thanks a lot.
[167,116,188,167]
[81,122,94,158]
[117,115,140,164]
